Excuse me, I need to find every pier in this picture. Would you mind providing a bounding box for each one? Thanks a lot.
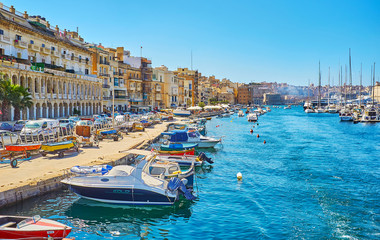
[0,121,174,209]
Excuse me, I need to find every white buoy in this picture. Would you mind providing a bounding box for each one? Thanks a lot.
[237,172,243,181]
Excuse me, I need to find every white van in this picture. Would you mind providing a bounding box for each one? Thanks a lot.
[20,119,60,142]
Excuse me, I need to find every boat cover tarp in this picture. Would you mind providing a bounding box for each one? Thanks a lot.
[100,130,117,135]
[43,141,73,146]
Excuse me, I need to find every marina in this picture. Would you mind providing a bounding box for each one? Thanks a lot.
[0,107,379,239]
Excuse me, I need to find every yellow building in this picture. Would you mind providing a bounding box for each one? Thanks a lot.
[0,4,102,120]
[173,68,199,106]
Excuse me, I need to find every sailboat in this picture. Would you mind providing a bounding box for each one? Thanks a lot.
[305,79,314,113]
[339,49,353,121]
[316,62,324,113]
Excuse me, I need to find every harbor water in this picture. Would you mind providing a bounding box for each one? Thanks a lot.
[1,106,379,239]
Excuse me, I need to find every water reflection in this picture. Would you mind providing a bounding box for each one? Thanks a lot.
[65,198,193,238]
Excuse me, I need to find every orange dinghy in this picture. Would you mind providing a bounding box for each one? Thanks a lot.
[5,143,41,152]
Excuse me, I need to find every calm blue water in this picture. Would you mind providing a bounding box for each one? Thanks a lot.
[1,106,379,239]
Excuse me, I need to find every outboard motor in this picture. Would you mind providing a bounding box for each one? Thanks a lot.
[168,177,197,200]
[198,152,214,164]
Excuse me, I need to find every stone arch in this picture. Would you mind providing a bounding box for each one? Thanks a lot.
[53,103,58,118]
[47,102,53,118]
[63,102,68,117]
[27,77,32,93]
[42,103,47,118]
[59,103,63,117]
[20,76,26,88]
[69,103,73,116]
[28,104,34,120]
[36,103,41,119]
[12,75,17,85]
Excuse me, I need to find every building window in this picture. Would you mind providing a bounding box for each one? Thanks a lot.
[0,29,3,35]
[51,46,55,51]
[85,69,89,75]
[16,35,21,40]
[30,40,34,44]
[42,43,45,47]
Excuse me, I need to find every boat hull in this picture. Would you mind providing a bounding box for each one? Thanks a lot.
[66,185,177,205]
[5,143,41,152]
[41,141,74,152]
[158,149,195,155]
[194,140,220,148]
[0,229,71,239]
[340,116,353,121]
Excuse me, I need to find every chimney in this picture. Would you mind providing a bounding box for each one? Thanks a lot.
[9,5,15,14]
[23,11,28,19]
[55,25,59,33]
[46,21,50,28]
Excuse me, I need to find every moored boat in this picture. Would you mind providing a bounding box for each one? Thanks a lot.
[41,141,75,152]
[173,108,191,117]
[158,148,195,155]
[162,130,221,148]
[0,215,71,239]
[160,143,198,151]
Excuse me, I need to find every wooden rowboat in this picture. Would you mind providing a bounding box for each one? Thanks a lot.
[5,143,41,152]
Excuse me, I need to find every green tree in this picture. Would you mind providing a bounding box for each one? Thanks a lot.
[198,102,205,108]
[0,73,33,121]
[0,74,18,121]
[12,85,33,121]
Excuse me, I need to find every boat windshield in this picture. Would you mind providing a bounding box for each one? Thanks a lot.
[25,122,42,128]
[17,215,41,229]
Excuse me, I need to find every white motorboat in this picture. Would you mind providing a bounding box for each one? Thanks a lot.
[247,113,258,122]
[339,108,353,121]
[61,158,193,205]
[305,108,315,113]
[162,130,221,148]
[316,107,325,113]
[238,110,244,117]
[173,108,191,117]
[360,107,380,122]
[284,105,291,109]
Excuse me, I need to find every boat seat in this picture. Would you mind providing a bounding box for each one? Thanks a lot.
[0,222,16,228]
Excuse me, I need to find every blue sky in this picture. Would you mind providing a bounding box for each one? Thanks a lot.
[4,0,380,86]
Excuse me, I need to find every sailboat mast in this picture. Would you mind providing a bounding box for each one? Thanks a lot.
[360,63,362,107]
[345,65,347,106]
[328,67,330,107]
[373,63,376,105]
[339,66,342,107]
[318,61,321,108]
[349,48,352,104]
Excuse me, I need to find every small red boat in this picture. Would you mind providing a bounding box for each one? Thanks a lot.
[5,143,41,152]
[0,215,71,239]
[158,148,195,156]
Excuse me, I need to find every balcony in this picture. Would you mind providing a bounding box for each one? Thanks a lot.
[102,84,110,88]
[14,40,28,48]
[156,85,162,92]
[99,73,110,77]
[40,47,51,55]
[115,95,128,99]
[28,44,40,52]
[129,86,136,91]
[99,61,109,65]
[34,93,39,99]
[103,96,111,100]
[51,50,60,57]
[0,35,11,44]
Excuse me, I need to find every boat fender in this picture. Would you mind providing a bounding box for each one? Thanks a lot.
[264,140,266,144]
[250,129,253,133]
[257,134,260,138]
[172,170,182,175]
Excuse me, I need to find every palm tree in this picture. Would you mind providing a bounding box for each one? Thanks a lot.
[12,85,33,121]
[0,73,33,121]
[0,74,17,121]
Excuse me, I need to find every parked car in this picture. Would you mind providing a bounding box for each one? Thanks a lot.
[59,119,75,135]
[68,116,81,123]
[76,120,93,127]
[20,119,60,142]
[0,122,14,131]
[13,120,29,131]
[0,130,19,148]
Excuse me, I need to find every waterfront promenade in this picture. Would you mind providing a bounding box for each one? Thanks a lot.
[0,121,174,208]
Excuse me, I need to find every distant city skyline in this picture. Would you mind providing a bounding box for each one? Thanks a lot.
[3,0,380,86]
